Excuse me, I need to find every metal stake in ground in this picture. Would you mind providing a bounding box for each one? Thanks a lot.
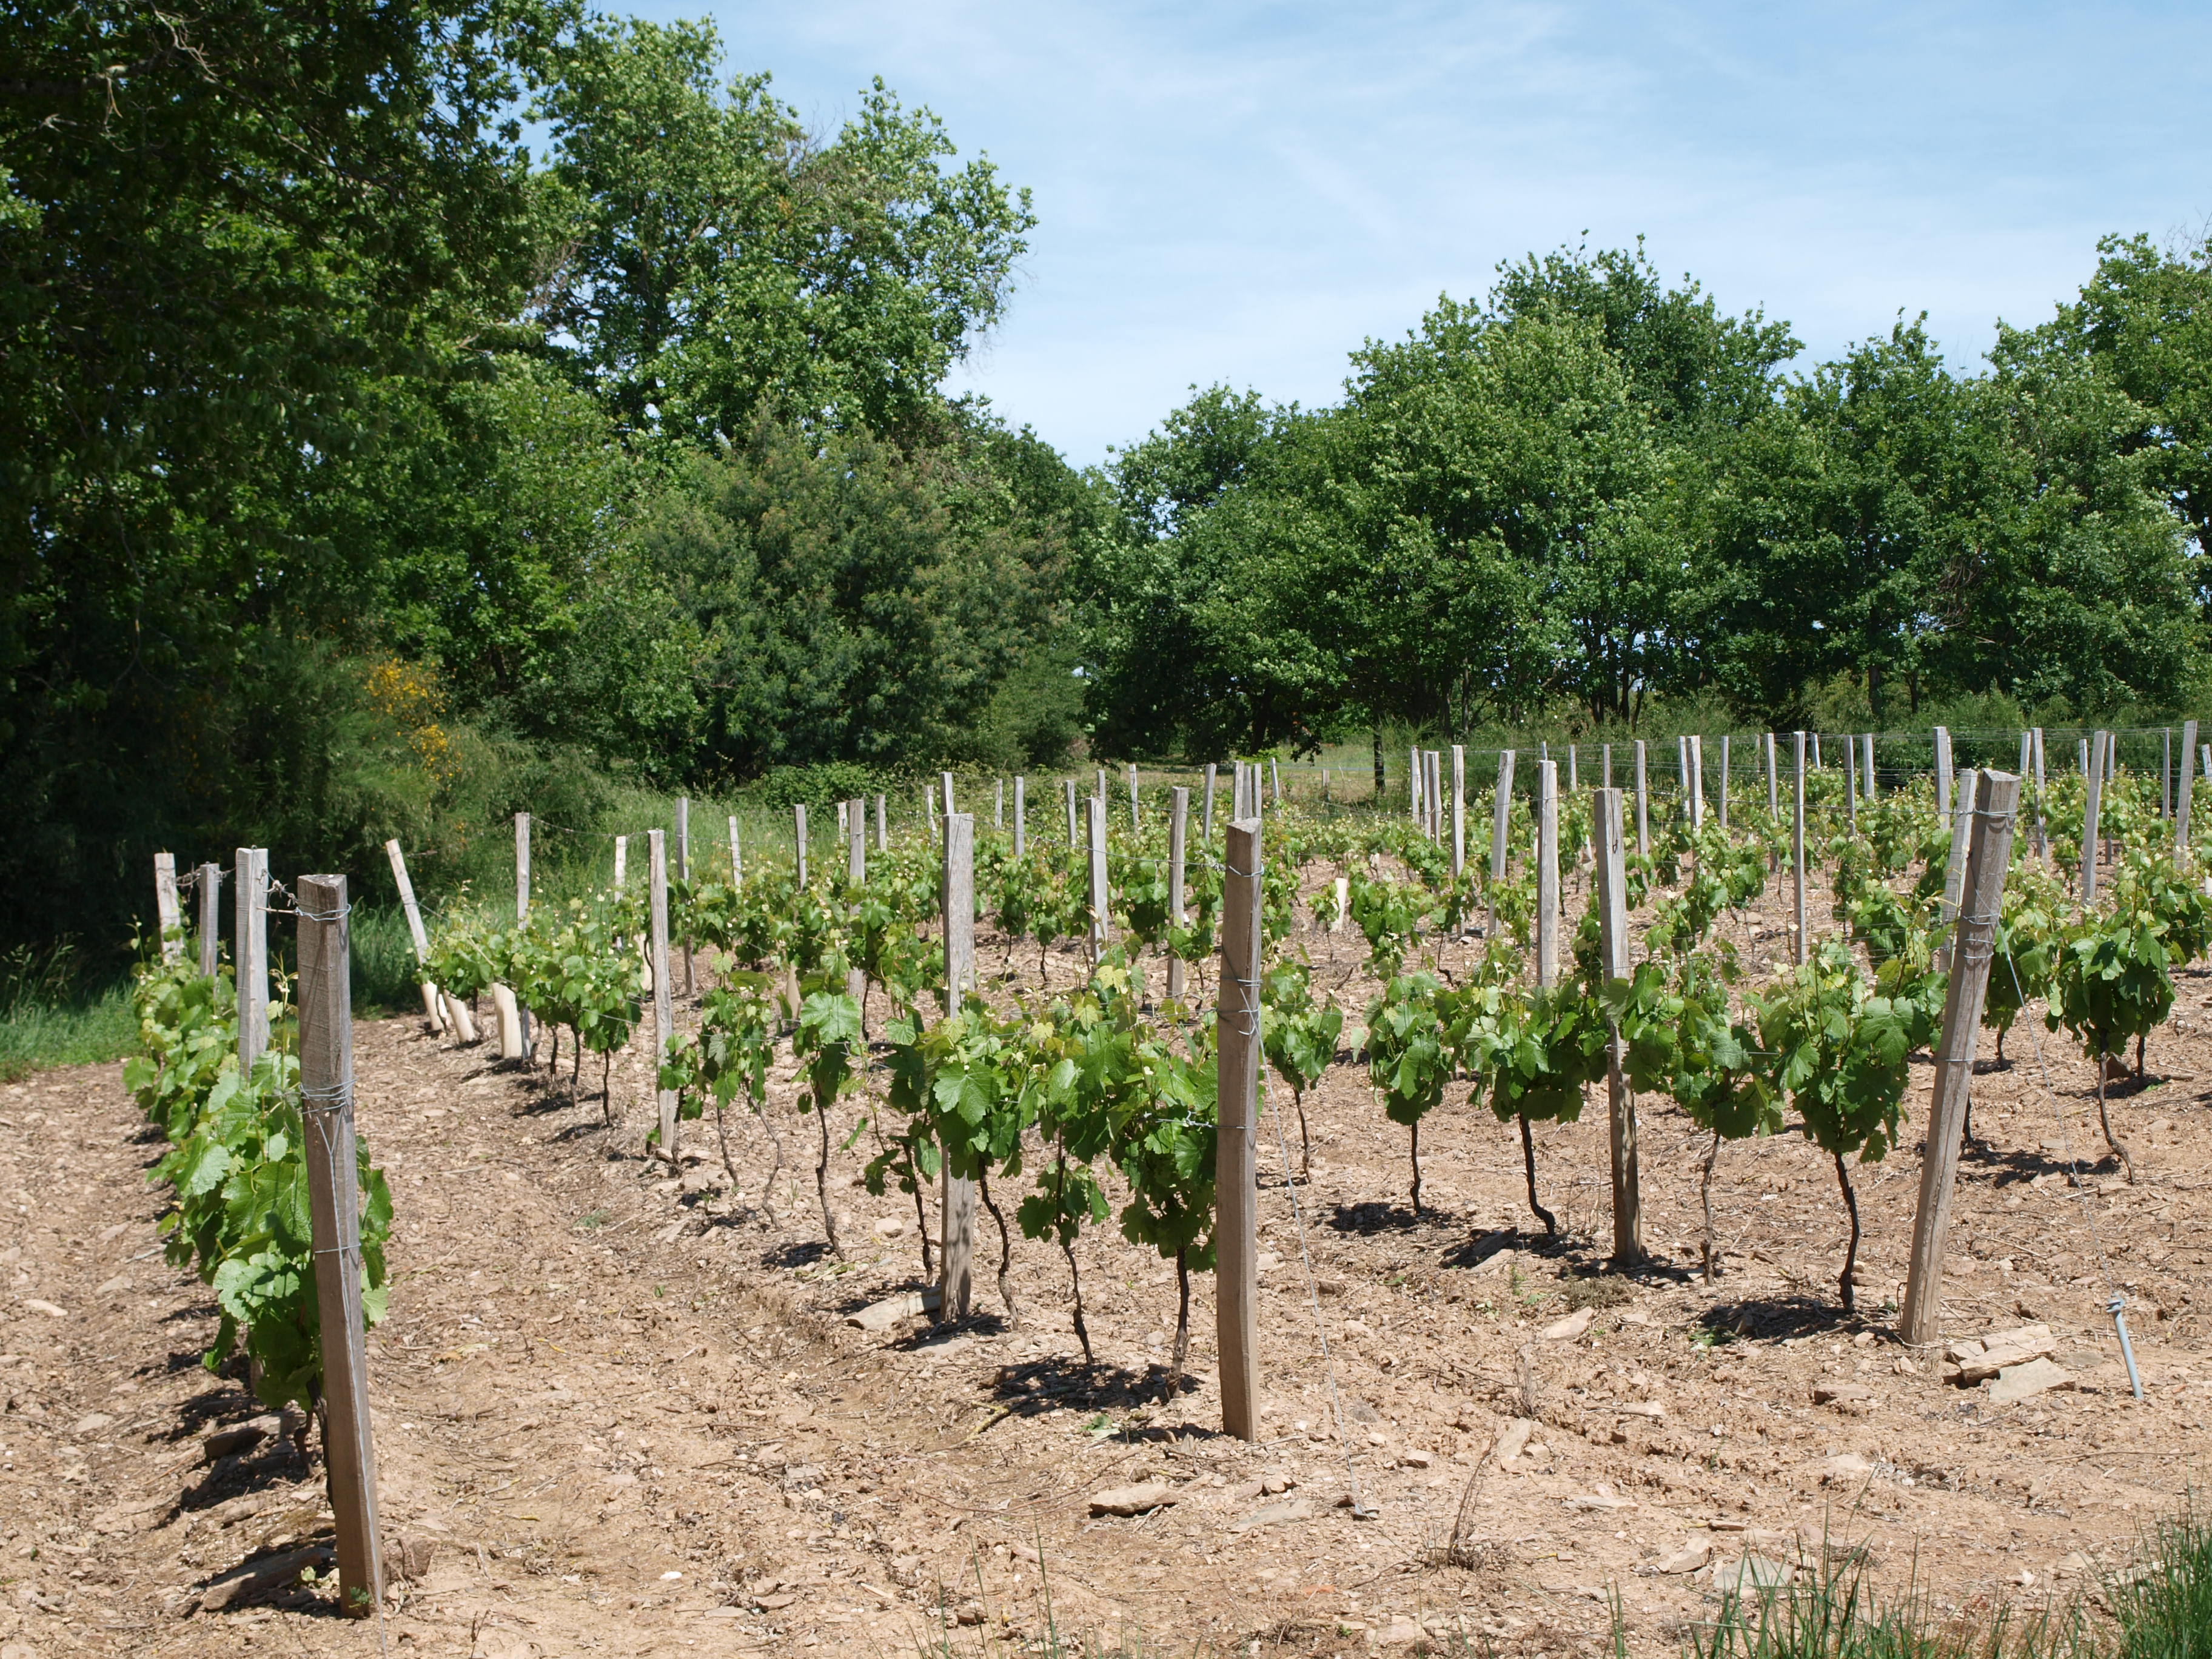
[1592,788,1641,1263]
[649,830,675,1162]
[1216,816,1263,1441]
[294,873,384,1618]
[940,812,977,1321]
[235,846,269,1071]
[1900,772,2021,1344]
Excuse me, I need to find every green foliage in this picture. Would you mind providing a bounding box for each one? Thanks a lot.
[2048,901,2174,1064]
[1754,940,1937,1167]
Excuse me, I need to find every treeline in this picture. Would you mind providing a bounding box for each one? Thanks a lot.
[5,0,2211,959]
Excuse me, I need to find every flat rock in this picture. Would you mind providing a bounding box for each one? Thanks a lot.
[1090,1481,1179,1517]
[1656,1541,1711,1575]
[202,1419,274,1463]
[1818,1453,1875,1484]
[1567,1490,1634,1512]
[1987,1356,2074,1405]
[1377,1616,1424,1646]
[1230,1498,1315,1532]
[1493,1418,1535,1467]
[846,1287,942,1331]
[70,1411,115,1437]
[1541,1307,1594,1342]
[1811,1380,1872,1406]
[1956,1334,2057,1384]
[1711,1552,1794,1596]
[21,1299,65,1318]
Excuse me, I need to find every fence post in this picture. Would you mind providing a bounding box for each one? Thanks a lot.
[1204,763,1217,843]
[1688,736,1704,828]
[1792,732,1809,965]
[1935,770,1980,974]
[649,830,675,1162]
[1013,776,1027,857]
[1271,757,1281,805]
[389,840,459,1037]
[997,777,1006,831]
[1718,736,1730,829]
[1900,772,2021,1346]
[1409,745,1422,825]
[1168,787,1189,1001]
[2083,730,2107,905]
[1450,745,1466,883]
[1634,742,1650,857]
[1846,734,1859,827]
[1064,778,1079,846]
[728,816,743,887]
[940,812,976,1321]
[875,793,888,854]
[2177,720,2199,867]
[1934,726,1953,817]
[2163,728,2173,820]
[514,814,532,1055]
[1487,749,1517,937]
[1765,732,1778,823]
[1863,732,1875,804]
[1216,816,1262,1441]
[1128,763,1141,831]
[294,873,384,1618]
[235,848,269,1070]
[1087,797,1111,962]
[1592,788,1641,1262]
[153,853,183,965]
[1536,760,1560,987]
[676,796,694,998]
[196,862,222,979]
[1567,743,1578,793]
[614,835,628,891]
[794,803,808,888]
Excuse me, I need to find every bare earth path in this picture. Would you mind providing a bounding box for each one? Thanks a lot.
[4,863,2211,1657]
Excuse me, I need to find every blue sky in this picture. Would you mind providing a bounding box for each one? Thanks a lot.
[635,1,2212,465]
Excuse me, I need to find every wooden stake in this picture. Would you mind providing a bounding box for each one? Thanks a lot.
[1271,757,1281,805]
[1935,770,1980,974]
[677,796,693,998]
[1592,788,1640,1262]
[2032,729,2047,859]
[1934,726,1953,817]
[1065,778,1079,846]
[1792,732,1809,965]
[1862,733,1875,804]
[940,813,977,1321]
[1450,745,1466,881]
[728,816,743,886]
[1846,732,1859,826]
[997,777,1005,831]
[875,793,888,853]
[1900,771,2021,1345]
[1603,742,1612,790]
[1410,744,1422,825]
[1633,742,1649,856]
[235,848,269,1070]
[1014,776,1027,858]
[514,813,532,1054]
[198,862,222,979]
[1766,732,1778,823]
[389,839,461,1039]
[2083,730,2106,905]
[2163,728,2173,820]
[1204,763,1217,842]
[1087,796,1110,961]
[1568,744,1578,793]
[848,798,866,886]
[2177,720,2198,867]
[1718,736,1730,829]
[1488,749,1517,936]
[1216,816,1262,1441]
[293,873,384,1617]
[613,835,628,890]
[1535,760,1560,987]
[1168,787,1190,1001]
[649,830,675,1161]
[1688,735,1704,828]
[153,853,183,965]
[794,803,808,888]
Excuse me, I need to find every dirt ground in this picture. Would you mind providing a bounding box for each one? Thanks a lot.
[3,845,2209,1658]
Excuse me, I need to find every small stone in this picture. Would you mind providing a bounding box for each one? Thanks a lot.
[1541,1307,1594,1342]
[1987,1357,2074,1405]
[1231,1498,1315,1532]
[1657,1541,1711,1574]
[1090,1481,1179,1517]
[872,1216,907,1239]
[20,1300,64,1318]
[1400,1449,1433,1468]
[69,1412,114,1437]
[201,1419,273,1463]
[1566,1491,1633,1512]
[1811,1380,1872,1407]
[1342,1319,1373,1340]
[95,1274,131,1298]
[846,1289,940,1331]
[1493,1419,1534,1466]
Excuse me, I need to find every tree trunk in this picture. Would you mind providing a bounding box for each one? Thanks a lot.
[811,1095,840,1254]
[1057,1156,1092,1364]
[1832,1151,1862,1312]
[1700,1128,1721,1285]
[1408,1120,1423,1215]
[1372,728,1385,799]
[1519,1115,1557,1236]
[2098,1063,2135,1184]
[1169,1247,1191,1397]
[1294,1087,1312,1180]
[977,1166,1018,1326]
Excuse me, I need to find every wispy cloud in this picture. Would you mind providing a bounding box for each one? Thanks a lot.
[660,0,2212,460]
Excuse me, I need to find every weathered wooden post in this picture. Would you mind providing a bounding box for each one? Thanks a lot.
[2163,729,2173,820]
[1675,736,1691,825]
[1013,776,1027,857]
[1792,731,1809,965]
[1900,772,2021,1345]
[1934,770,1980,974]
[1718,735,1731,829]
[294,873,384,1618]
[613,835,628,890]
[1410,744,1423,825]
[2083,729,2107,905]
[1766,732,1779,823]
[153,853,184,965]
[1167,786,1190,1001]
[2177,720,2199,867]
[997,777,1006,831]
[1128,763,1141,831]
[1568,743,1578,793]
[1204,763,1218,842]
[676,795,694,997]
[514,813,533,1055]
[847,797,866,886]
[1535,760,1560,987]
[1271,757,1282,805]
[384,839,468,1039]
[1065,778,1079,847]
[939,811,978,1319]
[1846,733,1859,826]
[1934,726,1953,818]
[1487,749,1517,936]
[196,861,223,979]
[1592,788,1640,1262]
[1087,796,1111,961]
[1450,745,1466,884]
[1216,816,1262,1441]
[649,830,675,1161]
[1688,735,1705,828]
[875,793,888,853]
[235,847,269,1070]
[1862,732,1875,803]
[728,815,743,886]
[794,803,808,888]
[1633,741,1649,857]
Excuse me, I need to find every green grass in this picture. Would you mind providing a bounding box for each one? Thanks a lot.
[2108,1501,2212,1659]
[0,980,136,1082]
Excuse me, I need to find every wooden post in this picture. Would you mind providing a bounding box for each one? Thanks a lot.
[1862,732,1875,803]
[1718,736,1730,829]
[1065,778,1079,847]
[649,830,675,1162]
[1688,735,1705,828]
[1410,743,1422,825]
[1812,733,1822,769]
[1676,735,1690,823]
[1633,742,1649,857]
[1900,772,2022,1346]
[1765,732,1778,822]
[728,815,743,886]
[1168,787,1190,1000]
[1846,732,1859,825]
[1602,742,1612,790]
[676,796,694,998]
[1535,760,1560,987]
[1934,770,1980,974]
[2177,720,2198,867]
[1014,776,1027,857]
[293,873,384,1617]
[997,777,1005,831]
[794,803,808,888]
[153,853,183,965]
[1592,788,1640,1262]
[2163,728,2173,820]
[1271,757,1281,805]
[940,813,977,1321]
[1087,797,1111,961]
[1568,743,1578,793]
[613,835,628,890]
[1450,745,1466,882]
[235,848,269,1070]
[875,793,888,853]
[197,862,222,979]
[1487,749,1517,935]
[2082,729,2106,905]
[1216,816,1262,1441]
[1792,732,1809,965]
[514,813,532,1054]
[383,839,460,1036]
[1934,726,1953,818]
[1204,763,1218,842]
[1128,763,1141,831]
[847,797,866,886]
